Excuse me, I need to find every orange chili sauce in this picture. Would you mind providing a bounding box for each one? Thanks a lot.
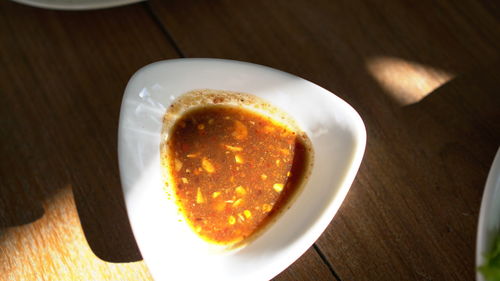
[167,105,309,245]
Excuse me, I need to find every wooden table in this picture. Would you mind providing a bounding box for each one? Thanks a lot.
[1,0,499,280]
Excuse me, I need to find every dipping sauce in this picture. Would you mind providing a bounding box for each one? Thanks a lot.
[163,91,312,246]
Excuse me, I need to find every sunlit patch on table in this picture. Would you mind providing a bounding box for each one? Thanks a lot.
[0,185,152,280]
[367,56,454,105]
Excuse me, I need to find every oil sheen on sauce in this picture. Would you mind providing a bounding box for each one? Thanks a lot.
[162,90,312,247]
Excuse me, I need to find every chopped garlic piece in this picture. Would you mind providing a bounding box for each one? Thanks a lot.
[279,148,290,155]
[174,159,183,172]
[228,216,236,225]
[196,188,204,203]
[187,153,199,158]
[262,204,272,212]
[235,154,244,164]
[273,183,284,192]
[261,174,268,180]
[201,157,215,173]
[224,144,243,152]
[181,177,188,184]
[233,198,242,207]
[235,186,246,196]
[212,191,221,198]
[232,120,248,140]
[243,210,252,218]
[276,159,281,166]
[237,213,245,222]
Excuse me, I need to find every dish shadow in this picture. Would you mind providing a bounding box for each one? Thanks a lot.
[72,167,143,263]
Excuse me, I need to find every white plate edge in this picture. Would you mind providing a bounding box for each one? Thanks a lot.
[476,146,500,280]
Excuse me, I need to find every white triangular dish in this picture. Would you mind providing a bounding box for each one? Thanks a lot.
[118,59,366,281]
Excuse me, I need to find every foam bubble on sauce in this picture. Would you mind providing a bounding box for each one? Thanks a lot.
[162,89,303,136]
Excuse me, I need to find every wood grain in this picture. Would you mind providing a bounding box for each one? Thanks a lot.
[0,1,335,280]
[1,0,499,280]
[148,0,500,280]
[1,187,153,280]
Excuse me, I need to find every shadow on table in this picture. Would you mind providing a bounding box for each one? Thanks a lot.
[0,105,144,263]
[395,60,500,232]
[73,178,143,262]
[0,191,45,228]
[317,59,500,280]
[0,1,155,263]
[403,60,500,173]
